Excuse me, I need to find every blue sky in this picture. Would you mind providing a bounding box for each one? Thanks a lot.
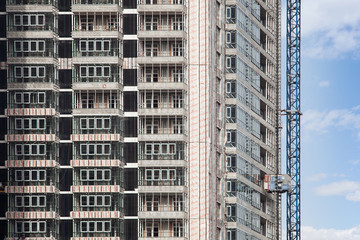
[281,0,360,239]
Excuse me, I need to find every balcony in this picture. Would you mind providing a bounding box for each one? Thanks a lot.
[6,0,58,12]
[72,13,122,39]
[73,91,123,115]
[138,41,186,65]
[138,66,187,90]
[138,118,187,142]
[7,13,57,38]
[138,15,186,39]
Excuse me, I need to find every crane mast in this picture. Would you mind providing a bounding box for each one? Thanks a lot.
[286,0,301,239]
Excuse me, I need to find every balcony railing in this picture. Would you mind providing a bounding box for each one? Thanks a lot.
[72,0,120,4]
[7,0,56,5]
[138,0,185,5]
[138,179,186,186]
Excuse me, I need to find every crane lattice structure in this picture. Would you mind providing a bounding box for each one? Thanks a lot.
[286,0,301,239]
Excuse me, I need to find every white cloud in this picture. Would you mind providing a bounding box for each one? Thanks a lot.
[301,0,360,59]
[302,225,360,240]
[306,173,327,182]
[314,180,360,202]
[302,106,360,137]
[318,81,330,87]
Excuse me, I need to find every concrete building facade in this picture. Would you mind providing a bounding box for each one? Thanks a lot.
[0,0,281,239]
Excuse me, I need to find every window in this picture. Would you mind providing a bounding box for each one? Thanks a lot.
[80,144,111,155]
[80,195,111,207]
[15,144,46,156]
[173,222,184,237]
[144,16,158,30]
[172,43,183,56]
[226,6,236,23]
[145,143,176,156]
[79,40,111,52]
[145,68,159,82]
[146,222,159,237]
[15,195,46,207]
[79,66,110,78]
[145,169,176,181]
[15,118,46,130]
[14,40,45,52]
[16,221,46,233]
[80,221,111,232]
[226,106,236,122]
[226,56,236,73]
[14,92,46,104]
[15,170,46,181]
[145,42,158,56]
[226,31,236,48]
[172,68,184,82]
[80,169,111,181]
[14,66,45,78]
[14,14,45,26]
[80,118,111,129]
[171,17,183,30]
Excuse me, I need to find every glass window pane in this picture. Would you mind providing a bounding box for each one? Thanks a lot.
[31,41,37,51]
[80,67,87,77]
[89,170,95,180]
[16,197,22,207]
[88,67,94,77]
[30,15,36,25]
[104,118,110,128]
[80,145,87,155]
[39,170,45,180]
[104,41,110,51]
[23,93,30,103]
[97,145,102,155]
[24,171,30,180]
[24,196,30,206]
[31,171,37,181]
[96,67,102,77]
[80,119,87,129]
[31,222,37,232]
[89,222,95,232]
[104,170,110,180]
[89,196,95,205]
[38,15,44,25]
[23,41,29,52]
[96,170,102,180]
[23,16,29,26]
[88,119,95,129]
[38,93,45,103]
[104,196,111,206]
[14,15,21,26]
[103,67,110,77]
[96,41,102,51]
[31,196,37,206]
[38,67,45,77]
[80,170,87,180]
[39,196,45,206]
[38,41,45,52]
[39,222,45,232]
[104,145,110,155]
[96,222,102,232]
[81,196,87,206]
[88,41,94,51]
[31,119,37,129]
[80,41,87,51]
[97,196,103,205]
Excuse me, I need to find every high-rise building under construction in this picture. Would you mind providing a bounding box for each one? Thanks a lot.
[0,0,281,239]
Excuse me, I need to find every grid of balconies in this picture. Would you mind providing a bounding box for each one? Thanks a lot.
[5,1,60,238]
